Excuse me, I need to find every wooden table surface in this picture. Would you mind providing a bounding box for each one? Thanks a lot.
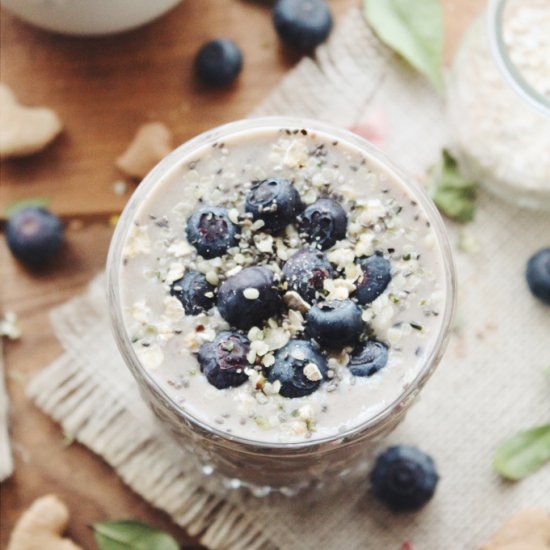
[0,1,482,547]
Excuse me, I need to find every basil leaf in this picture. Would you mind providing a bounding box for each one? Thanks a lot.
[363,0,444,91]
[430,150,478,222]
[493,424,550,481]
[93,520,179,550]
[5,197,50,218]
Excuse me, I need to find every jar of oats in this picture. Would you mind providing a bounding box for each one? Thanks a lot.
[447,0,550,210]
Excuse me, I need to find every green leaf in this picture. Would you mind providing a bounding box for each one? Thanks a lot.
[493,424,550,481]
[93,520,179,550]
[363,0,444,91]
[5,197,50,218]
[430,150,478,222]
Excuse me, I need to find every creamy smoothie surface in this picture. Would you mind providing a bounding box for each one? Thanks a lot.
[118,126,448,444]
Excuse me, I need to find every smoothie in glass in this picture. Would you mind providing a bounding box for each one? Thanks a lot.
[108,117,455,492]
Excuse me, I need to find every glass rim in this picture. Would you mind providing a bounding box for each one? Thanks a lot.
[487,0,550,118]
[107,116,457,451]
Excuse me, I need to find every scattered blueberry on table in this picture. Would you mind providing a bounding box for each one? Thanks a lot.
[194,38,243,87]
[5,207,64,268]
[526,248,550,305]
[370,445,439,512]
[272,0,333,52]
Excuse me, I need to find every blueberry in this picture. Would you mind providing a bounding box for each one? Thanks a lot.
[217,266,282,330]
[305,299,363,350]
[5,207,63,268]
[348,340,388,377]
[170,271,215,315]
[194,39,243,87]
[298,198,347,250]
[356,253,391,305]
[268,339,328,398]
[282,247,334,303]
[273,0,333,52]
[370,445,439,512]
[526,248,550,305]
[245,178,302,233]
[198,331,250,389]
[186,206,238,259]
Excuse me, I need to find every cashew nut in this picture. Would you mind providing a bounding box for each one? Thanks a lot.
[7,494,83,550]
[116,122,173,179]
[479,508,550,550]
[0,83,62,159]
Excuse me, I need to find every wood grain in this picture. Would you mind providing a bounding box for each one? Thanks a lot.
[0,223,207,548]
[0,0,482,221]
[1,0,483,548]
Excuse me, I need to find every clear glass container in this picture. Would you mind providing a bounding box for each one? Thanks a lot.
[107,117,456,495]
[447,0,550,210]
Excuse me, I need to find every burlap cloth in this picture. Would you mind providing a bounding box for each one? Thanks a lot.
[27,9,550,550]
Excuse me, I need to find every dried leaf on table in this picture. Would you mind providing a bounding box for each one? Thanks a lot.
[362,0,444,91]
[93,520,179,550]
[492,424,550,481]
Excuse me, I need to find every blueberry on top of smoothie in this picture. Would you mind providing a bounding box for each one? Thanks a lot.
[526,248,550,305]
[186,206,238,259]
[282,247,334,304]
[6,207,63,268]
[370,445,439,512]
[298,198,347,250]
[356,253,392,305]
[198,331,250,389]
[268,339,328,398]
[245,178,303,233]
[305,299,363,350]
[272,0,333,52]
[194,39,243,87]
[217,266,283,330]
[170,271,215,316]
[348,339,388,377]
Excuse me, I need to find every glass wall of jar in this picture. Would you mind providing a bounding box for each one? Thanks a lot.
[447,0,550,210]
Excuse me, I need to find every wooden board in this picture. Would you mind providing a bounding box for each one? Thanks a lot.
[0,0,481,221]
[1,0,483,548]
[0,224,207,547]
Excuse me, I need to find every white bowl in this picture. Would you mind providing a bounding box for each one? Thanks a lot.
[1,0,183,36]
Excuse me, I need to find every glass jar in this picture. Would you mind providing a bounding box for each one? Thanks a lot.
[447,0,550,210]
[107,117,456,495]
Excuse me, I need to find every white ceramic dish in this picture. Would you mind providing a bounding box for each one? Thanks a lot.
[0,0,183,36]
